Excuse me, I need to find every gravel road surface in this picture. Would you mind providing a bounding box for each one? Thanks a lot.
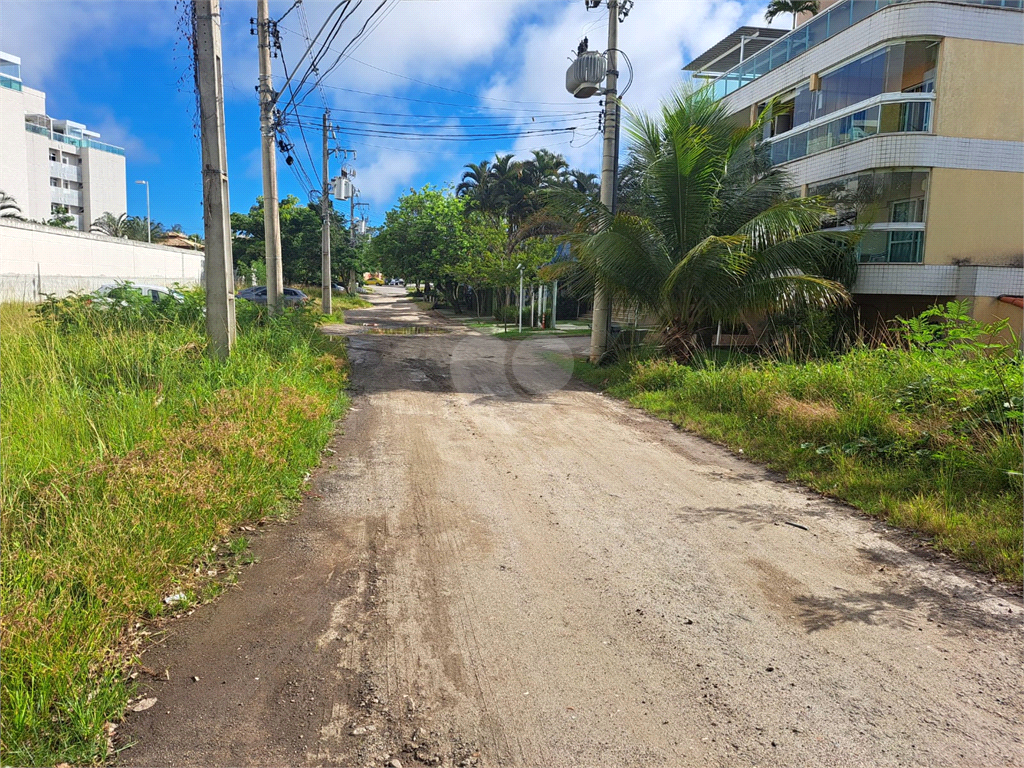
[119,288,1023,768]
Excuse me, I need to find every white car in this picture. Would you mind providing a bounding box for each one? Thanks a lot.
[95,283,185,304]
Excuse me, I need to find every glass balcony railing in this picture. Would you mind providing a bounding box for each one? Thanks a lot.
[766,97,932,164]
[0,75,22,92]
[23,123,126,157]
[710,0,1023,100]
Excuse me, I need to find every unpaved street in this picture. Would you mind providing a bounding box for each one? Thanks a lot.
[120,289,1023,768]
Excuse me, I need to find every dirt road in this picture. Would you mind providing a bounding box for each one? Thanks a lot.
[120,289,1023,768]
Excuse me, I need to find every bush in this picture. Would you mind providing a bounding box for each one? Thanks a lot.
[494,304,530,324]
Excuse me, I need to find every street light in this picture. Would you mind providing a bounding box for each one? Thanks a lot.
[134,180,150,243]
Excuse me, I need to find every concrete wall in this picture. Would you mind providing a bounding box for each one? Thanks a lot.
[934,37,1024,141]
[924,168,1024,266]
[0,218,203,302]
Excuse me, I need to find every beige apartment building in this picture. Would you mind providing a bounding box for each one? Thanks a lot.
[685,0,1024,333]
[0,52,126,232]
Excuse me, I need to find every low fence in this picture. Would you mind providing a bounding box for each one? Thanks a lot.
[0,218,204,302]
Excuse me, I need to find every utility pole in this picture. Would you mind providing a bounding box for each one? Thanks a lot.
[194,0,236,360]
[321,110,332,316]
[589,0,619,364]
[257,0,284,314]
[350,191,357,249]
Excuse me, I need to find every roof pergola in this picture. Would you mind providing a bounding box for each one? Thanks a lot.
[683,26,788,77]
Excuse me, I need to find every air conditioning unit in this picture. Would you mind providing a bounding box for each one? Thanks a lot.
[565,51,607,99]
[331,176,354,200]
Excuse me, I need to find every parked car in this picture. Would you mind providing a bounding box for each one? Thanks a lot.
[332,282,347,293]
[235,286,309,306]
[236,286,261,300]
[94,283,185,305]
[387,278,405,286]
[364,276,384,286]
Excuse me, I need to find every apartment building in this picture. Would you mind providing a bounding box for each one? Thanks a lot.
[684,0,1023,331]
[0,51,126,232]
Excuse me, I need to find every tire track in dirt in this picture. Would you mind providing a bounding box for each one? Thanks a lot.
[119,289,1023,768]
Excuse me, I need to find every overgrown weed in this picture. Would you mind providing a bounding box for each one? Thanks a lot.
[1,288,350,766]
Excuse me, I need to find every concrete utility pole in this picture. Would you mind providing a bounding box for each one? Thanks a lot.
[321,110,332,316]
[589,0,619,364]
[257,0,284,314]
[350,191,357,249]
[194,0,236,360]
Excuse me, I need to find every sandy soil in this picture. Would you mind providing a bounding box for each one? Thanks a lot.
[118,288,1023,768]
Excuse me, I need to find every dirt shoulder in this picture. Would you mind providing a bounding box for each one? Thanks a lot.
[119,288,1023,768]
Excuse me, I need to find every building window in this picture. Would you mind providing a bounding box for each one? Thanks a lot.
[763,40,939,135]
[50,177,61,187]
[886,231,924,263]
[49,151,57,162]
[810,169,929,228]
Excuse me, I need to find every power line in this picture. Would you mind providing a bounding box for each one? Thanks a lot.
[289,107,596,128]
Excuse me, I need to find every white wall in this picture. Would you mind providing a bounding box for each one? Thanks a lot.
[0,84,31,216]
[81,145,126,229]
[0,218,204,302]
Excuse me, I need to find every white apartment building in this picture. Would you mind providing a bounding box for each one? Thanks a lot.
[0,51,126,232]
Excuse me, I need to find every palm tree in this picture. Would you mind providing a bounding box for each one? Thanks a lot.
[522,149,568,189]
[765,0,820,30]
[552,87,855,360]
[90,212,131,237]
[124,215,165,243]
[0,190,22,219]
[566,169,600,199]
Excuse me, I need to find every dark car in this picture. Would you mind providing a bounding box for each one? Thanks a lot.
[236,286,309,306]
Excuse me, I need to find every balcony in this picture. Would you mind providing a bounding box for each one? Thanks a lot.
[51,188,83,208]
[23,122,126,157]
[766,94,933,164]
[50,161,82,182]
[709,0,1023,100]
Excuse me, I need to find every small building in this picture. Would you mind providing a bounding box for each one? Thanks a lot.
[0,51,127,232]
[684,0,1023,332]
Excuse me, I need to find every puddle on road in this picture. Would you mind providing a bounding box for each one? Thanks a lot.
[366,325,449,335]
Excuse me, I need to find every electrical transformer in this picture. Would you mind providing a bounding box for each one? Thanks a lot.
[565,50,607,99]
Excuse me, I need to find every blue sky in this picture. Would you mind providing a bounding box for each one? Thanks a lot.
[0,0,784,234]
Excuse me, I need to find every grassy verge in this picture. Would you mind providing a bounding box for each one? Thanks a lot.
[0,294,351,765]
[494,328,592,340]
[574,307,1023,581]
[311,293,373,322]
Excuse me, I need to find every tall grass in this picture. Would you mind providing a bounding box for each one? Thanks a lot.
[1,292,350,766]
[577,303,1023,580]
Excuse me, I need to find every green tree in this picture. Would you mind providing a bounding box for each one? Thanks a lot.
[123,215,165,242]
[231,195,359,286]
[764,0,820,29]
[552,87,855,360]
[46,205,75,229]
[90,212,131,238]
[0,190,22,219]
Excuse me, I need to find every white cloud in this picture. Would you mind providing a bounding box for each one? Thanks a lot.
[478,0,750,173]
[0,0,175,89]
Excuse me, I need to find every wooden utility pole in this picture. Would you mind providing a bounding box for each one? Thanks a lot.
[321,110,332,316]
[194,0,236,360]
[589,0,619,364]
[257,0,284,313]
